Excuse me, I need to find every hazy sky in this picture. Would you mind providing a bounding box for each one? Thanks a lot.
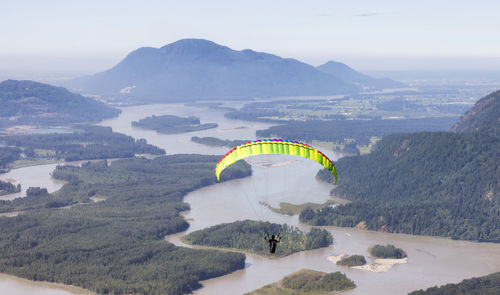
[2,0,500,79]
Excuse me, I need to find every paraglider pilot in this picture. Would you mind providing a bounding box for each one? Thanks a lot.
[264,233,281,254]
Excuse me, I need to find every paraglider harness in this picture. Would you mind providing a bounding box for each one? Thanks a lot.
[264,232,282,254]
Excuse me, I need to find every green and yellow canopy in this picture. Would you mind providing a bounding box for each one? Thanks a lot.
[215,139,337,184]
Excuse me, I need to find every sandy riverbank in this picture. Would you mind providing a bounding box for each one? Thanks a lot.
[327,253,348,264]
[327,254,407,273]
[0,273,95,295]
[260,160,293,168]
[352,258,408,272]
[0,211,20,217]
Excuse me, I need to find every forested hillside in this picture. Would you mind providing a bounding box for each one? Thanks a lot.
[0,80,120,127]
[306,131,500,240]
[303,89,500,241]
[451,89,500,138]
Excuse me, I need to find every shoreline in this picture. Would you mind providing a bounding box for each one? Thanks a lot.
[0,273,95,295]
[327,253,348,264]
[327,253,408,273]
[1,154,163,175]
[177,235,299,259]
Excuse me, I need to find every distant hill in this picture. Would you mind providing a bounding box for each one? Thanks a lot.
[0,80,120,127]
[66,39,359,103]
[305,89,500,241]
[451,89,500,138]
[317,61,406,90]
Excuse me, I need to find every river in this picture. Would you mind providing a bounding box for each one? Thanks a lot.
[2,102,500,294]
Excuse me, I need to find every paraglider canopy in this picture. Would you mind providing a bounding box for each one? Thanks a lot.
[215,139,337,184]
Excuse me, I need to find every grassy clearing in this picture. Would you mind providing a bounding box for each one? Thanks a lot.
[358,136,381,155]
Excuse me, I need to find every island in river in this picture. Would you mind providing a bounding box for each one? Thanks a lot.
[369,244,407,259]
[336,255,367,267]
[261,199,336,216]
[327,244,408,273]
[132,114,217,134]
[327,253,407,273]
[245,269,355,295]
[185,220,333,257]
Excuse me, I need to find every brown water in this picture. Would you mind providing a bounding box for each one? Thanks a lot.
[0,274,93,295]
[166,162,500,295]
[0,163,66,200]
[2,102,500,294]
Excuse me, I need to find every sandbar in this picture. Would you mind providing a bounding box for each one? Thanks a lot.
[327,253,348,264]
[327,254,407,273]
[260,160,293,168]
[0,273,95,295]
[352,258,407,273]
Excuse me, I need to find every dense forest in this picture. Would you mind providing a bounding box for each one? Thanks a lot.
[1,125,164,163]
[0,146,21,171]
[186,220,332,256]
[369,244,407,259]
[191,136,249,147]
[336,255,366,267]
[409,272,500,295]
[0,155,252,294]
[132,114,217,134]
[246,269,355,294]
[0,179,20,196]
[303,131,500,241]
[0,80,120,127]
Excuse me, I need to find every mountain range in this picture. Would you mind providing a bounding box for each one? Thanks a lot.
[65,39,403,103]
[317,61,405,90]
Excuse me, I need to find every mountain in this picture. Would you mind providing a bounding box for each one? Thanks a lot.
[451,89,500,138]
[317,61,406,90]
[66,39,359,103]
[304,89,500,241]
[0,80,120,127]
